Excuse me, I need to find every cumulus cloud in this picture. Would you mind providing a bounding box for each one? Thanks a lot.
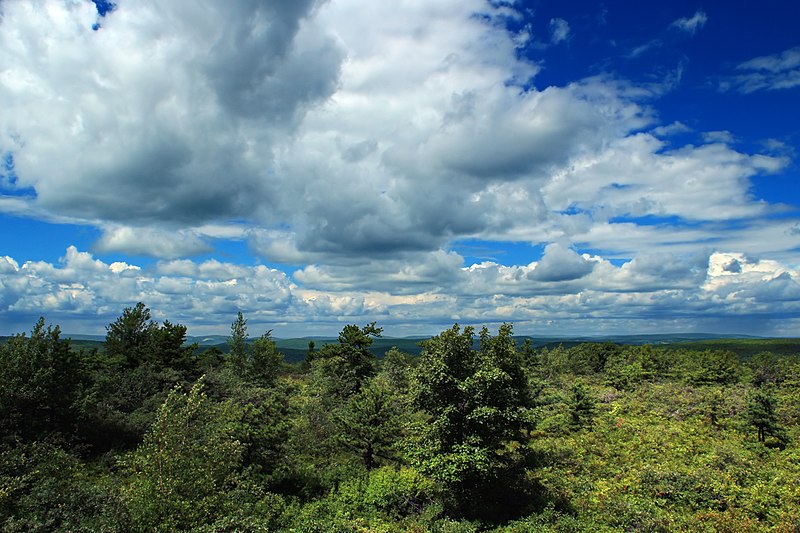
[0,0,784,268]
[541,133,787,231]
[1,246,800,336]
[702,130,736,144]
[0,247,296,332]
[528,243,595,282]
[0,1,797,336]
[0,0,342,228]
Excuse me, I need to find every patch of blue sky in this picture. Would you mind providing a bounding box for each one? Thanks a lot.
[608,214,699,227]
[91,0,116,30]
[0,154,35,197]
[184,238,297,276]
[0,214,101,264]
[558,205,591,217]
[450,239,545,266]
[190,239,247,265]
[748,164,800,208]
[92,0,116,17]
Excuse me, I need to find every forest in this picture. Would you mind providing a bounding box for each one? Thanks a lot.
[2,303,800,532]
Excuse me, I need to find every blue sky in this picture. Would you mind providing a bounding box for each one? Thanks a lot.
[1,0,799,337]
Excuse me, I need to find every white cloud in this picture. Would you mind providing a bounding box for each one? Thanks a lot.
[542,133,787,228]
[0,247,297,332]
[0,1,797,337]
[0,0,342,228]
[702,130,736,144]
[721,47,800,93]
[670,10,707,34]
[738,46,800,73]
[1,0,782,267]
[651,121,692,137]
[549,18,570,44]
[0,246,799,336]
[528,243,594,282]
[95,225,212,259]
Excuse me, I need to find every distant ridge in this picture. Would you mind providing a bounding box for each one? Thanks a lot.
[4,332,793,364]
[0,331,769,347]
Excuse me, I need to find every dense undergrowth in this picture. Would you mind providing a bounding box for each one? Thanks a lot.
[2,304,799,531]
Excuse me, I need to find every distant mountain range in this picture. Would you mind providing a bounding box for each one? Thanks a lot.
[6,332,795,364]
[58,331,762,346]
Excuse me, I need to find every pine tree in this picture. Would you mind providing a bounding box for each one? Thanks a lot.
[228,311,249,373]
[746,386,787,445]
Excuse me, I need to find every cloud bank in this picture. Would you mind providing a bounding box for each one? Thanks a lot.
[0,0,798,336]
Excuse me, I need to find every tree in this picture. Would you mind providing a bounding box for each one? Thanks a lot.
[681,349,740,385]
[0,318,81,443]
[82,304,197,452]
[312,322,383,399]
[568,378,596,429]
[105,302,158,367]
[409,324,534,521]
[104,303,195,371]
[147,320,196,371]
[250,331,283,386]
[228,312,249,372]
[746,386,787,445]
[121,380,246,530]
[334,377,403,470]
[379,347,416,396]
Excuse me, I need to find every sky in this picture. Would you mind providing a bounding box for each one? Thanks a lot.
[1,0,799,338]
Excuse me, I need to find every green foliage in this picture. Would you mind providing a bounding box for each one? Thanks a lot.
[228,311,249,371]
[410,324,534,521]
[379,346,416,395]
[0,442,125,532]
[337,466,438,520]
[568,379,597,429]
[105,302,158,366]
[0,318,81,443]
[604,345,667,389]
[746,386,788,445]
[537,343,620,377]
[681,349,741,385]
[747,351,795,387]
[120,379,246,531]
[230,380,293,478]
[334,377,404,470]
[76,344,188,453]
[5,312,800,531]
[249,331,283,385]
[104,302,196,372]
[311,322,382,400]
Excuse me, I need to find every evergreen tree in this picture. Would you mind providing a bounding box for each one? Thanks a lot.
[250,331,283,386]
[746,386,788,445]
[228,311,249,373]
[312,322,382,399]
[334,377,403,470]
[568,378,597,429]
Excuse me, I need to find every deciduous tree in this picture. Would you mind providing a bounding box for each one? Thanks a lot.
[410,323,534,520]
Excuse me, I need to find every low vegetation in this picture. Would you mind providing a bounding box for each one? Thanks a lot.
[2,304,799,531]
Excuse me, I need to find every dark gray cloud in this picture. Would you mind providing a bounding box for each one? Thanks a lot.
[0,0,343,229]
